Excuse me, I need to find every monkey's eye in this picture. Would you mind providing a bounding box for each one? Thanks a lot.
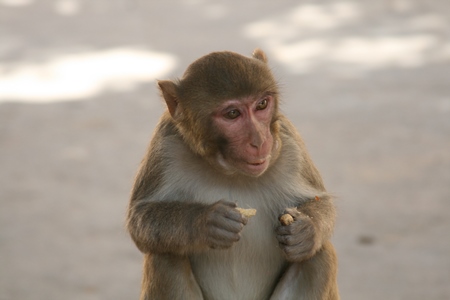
[225,109,241,119]
[256,98,268,110]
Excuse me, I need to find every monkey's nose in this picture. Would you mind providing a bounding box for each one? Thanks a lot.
[248,120,266,149]
[250,135,265,149]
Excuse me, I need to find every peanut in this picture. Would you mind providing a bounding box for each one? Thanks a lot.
[236,208,257,218]
[279,214,294,226]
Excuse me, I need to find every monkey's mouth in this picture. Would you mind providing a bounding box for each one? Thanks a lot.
[245,157,270,172]
[247,154,272,166]
[248,160,265,166]
[243,159,270,176]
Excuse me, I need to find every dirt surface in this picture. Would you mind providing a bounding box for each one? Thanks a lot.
[1,1,449,299]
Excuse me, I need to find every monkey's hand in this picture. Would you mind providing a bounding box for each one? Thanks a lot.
[275,207,321,262]
[201,200,248,250]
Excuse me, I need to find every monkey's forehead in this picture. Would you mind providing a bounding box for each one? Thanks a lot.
[182,51,267,78]
[178,51,278,101]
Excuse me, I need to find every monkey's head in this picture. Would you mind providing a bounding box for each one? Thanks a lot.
[158,49,282,177]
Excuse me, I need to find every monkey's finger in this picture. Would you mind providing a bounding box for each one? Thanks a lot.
[216,199,237,208]
[209,226,241,240]
[291,240,316,258]
[283,207,302,219]
[208,229,241,247]
[230,210,249,225]
[209,200,239,219]
[276,232,305,246]
[275,223,302,236]
[276,233,295,245]
[275,225,290,235]
[210,209,246,227]
[226,208,247,222]
[213,218,245,233]
[218,206,248,225]
[280,244,311,261]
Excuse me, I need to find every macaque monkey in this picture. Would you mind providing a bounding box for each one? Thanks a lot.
[127,49,339,300]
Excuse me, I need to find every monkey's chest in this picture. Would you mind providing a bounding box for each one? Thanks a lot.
[190,211,286,300]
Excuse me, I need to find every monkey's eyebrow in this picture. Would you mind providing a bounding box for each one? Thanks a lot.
[221,103,238,109]
[262,91,277,97]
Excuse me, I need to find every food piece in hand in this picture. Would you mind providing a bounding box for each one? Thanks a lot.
[279,214,294,226]
[236,208,257,218]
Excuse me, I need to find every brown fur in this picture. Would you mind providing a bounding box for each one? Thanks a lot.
[127,50,339,299]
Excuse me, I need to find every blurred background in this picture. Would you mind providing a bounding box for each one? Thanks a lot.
[1,0,449,299]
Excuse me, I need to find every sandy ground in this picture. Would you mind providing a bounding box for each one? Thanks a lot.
[1,0,449,299]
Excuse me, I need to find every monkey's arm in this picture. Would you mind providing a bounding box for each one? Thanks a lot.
[127,197,247,255]
[274,117,336,261]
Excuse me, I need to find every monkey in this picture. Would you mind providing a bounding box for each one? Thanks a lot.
[126,49,339,300]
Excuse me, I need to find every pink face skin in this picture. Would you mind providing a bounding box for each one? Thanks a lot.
[212,93,276,177]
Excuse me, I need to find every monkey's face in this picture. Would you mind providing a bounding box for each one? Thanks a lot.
[158,50,282,177]
[212,93,280,177]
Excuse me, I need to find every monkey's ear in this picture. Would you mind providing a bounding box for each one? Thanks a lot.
[252,48,268,63]
[158,80,180,120]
